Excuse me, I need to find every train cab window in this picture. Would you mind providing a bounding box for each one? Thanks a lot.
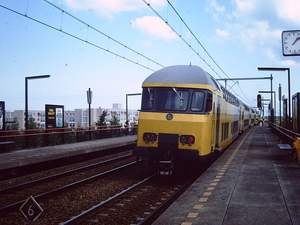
[156,88,189,111]
[191,91,204,111]
[141,87,153,109]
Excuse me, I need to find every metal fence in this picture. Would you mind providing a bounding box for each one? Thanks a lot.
[0,124,137,151]
[267,121,299,146]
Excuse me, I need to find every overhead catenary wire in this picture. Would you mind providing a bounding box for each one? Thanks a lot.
[142,0,254,105]
[142,0,228,79]
[0,1,164,72]
[1,0,255,105]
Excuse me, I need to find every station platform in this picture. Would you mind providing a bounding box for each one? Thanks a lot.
[0,135,136,172]
[154,126,300,225]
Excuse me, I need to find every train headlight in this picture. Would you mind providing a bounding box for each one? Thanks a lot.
[180,135,195,144]
[143,132,157,142]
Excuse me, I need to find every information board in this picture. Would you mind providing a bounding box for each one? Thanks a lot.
[0,101,4,131]
[45,104,64,129]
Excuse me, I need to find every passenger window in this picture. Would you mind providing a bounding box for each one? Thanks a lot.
[191,91,204,111]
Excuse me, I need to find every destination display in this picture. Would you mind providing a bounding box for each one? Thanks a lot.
[45,104,64,129]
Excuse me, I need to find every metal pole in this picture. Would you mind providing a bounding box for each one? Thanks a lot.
[270,74,273,122]
[279,83,282,126]
[89,102,91,140]
[125,93,141,124]
[126,94,128,124]
[287,68,291,129]
[257,67,291,128]
[274,91,276,124]
[87,88,92,140]
[25,75,50,147]
[25,77,29,148]
[25,77,28,130]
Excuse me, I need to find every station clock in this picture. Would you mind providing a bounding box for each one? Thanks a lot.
[282,30,300,56]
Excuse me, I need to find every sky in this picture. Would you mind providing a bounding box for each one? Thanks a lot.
[1,0,300,114]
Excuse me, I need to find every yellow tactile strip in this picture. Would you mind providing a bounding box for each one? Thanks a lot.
[180,131,252,225]
[180,162,229,224]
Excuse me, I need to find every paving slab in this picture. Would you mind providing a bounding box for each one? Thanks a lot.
[153,126,300,225]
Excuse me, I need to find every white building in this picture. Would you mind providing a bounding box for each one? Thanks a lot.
[105,109,139,125]
[5,104,139,129]
[8,110,46,129]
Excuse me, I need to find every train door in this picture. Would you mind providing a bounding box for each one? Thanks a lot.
[215,96,221,148]
[211,97,216,149]
[239,106,244,133]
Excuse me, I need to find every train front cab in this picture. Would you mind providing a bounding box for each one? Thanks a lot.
[134,85,217,175]
[134,86,243,175]
[133,65,250,175]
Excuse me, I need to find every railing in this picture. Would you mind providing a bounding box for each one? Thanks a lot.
[267,121,300,146]
[0,125,137,151]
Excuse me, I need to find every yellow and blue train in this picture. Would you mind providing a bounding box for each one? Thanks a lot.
[133,65,259,175]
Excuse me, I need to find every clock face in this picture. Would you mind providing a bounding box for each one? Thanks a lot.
[282,30,300,56]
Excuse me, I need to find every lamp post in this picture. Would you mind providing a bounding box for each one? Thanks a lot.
[257,67,291,129]
[87,88,92,140]
[125,93,141,124]
[259,91,276,123]
[278,84,282,126]
[25,75,50,148]
[25,75,50,130]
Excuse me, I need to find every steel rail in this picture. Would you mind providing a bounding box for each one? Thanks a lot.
[137,178,196,225]
[60,174,156,225]
[0,153,133,194]
[0,161,138,214]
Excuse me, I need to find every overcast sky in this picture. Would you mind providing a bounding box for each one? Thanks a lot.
[1,0,300,112]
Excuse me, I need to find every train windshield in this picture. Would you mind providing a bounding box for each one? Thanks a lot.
[141,87,212,113]
[156,88,189,111]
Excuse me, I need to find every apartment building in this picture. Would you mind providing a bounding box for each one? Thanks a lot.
[8,110,46,129]
[5,104,139,129]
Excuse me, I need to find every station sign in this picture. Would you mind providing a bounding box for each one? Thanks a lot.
[19,196,43,221]
[45,104,64,129]
[0,101,4,130]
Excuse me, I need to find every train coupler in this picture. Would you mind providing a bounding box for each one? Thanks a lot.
[157,160,173,175]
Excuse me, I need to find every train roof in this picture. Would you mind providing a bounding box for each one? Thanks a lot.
[143,65,220,89]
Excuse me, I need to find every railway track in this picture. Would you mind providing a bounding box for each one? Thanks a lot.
[61,174,156,224]
[1,151,208,224]
[69,175,197,225]
[0,153,133,196]
[0,159,153,224]
[0,153,137,207]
